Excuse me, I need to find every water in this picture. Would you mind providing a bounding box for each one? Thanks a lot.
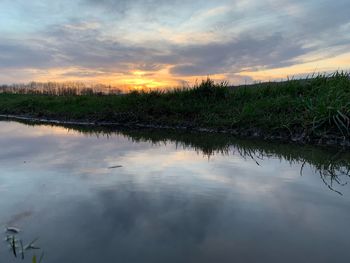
[0,121,349,263]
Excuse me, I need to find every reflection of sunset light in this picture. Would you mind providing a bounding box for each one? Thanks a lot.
[0,122,81,138]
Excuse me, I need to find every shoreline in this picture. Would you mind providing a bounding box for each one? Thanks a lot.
[1,114,349,148]
[0,74,349,148]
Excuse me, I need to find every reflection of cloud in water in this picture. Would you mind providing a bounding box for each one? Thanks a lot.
[0,120,349,194]
[32,176,350,263]
[0,121,82,137]
[6,210,33,226]
[0,120,350,262]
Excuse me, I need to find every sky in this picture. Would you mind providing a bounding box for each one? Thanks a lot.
[0,0,349,90]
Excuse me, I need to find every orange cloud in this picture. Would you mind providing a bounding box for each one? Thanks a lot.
[238,52,350,82]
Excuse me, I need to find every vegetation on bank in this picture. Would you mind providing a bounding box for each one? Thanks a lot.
[0,81,121,95]
[0,72,349,145]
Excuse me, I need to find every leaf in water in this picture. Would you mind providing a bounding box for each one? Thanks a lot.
[6,227,20,234]
[25,237,40,250]
[11,235,17,258]
[20,240,24,260]
[28,246,41,250]
[32,255,37,263]
[108,165,123,169]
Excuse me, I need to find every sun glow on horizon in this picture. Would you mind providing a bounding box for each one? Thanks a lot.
[1,0,349,89]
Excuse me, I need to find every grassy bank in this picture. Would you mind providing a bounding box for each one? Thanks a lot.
[0,72,349,146]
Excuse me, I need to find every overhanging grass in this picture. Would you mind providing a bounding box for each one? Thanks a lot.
[0,72,349,142]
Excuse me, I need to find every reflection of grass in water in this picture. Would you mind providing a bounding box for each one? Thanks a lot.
[124,130,350,195]
[310,152,349,195]
[11,119,350,195]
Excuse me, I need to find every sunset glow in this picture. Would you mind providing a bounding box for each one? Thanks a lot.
[0,0,349,90]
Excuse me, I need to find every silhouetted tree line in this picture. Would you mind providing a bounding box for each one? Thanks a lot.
[0,82,122,96]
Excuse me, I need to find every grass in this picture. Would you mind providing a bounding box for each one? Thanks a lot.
[0,72,349,145]
[0,82,121,95]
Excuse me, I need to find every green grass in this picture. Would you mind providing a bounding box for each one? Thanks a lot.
[0,72,349,144]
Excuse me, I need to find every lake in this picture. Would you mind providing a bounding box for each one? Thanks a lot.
[0,120,349,263]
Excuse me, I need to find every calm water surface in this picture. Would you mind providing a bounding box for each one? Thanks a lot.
[0,121,349,263]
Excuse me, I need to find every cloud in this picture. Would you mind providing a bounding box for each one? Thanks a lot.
[16,22,170,74]
[0,39,56,69]
[1,24,308,79]
[169,33,308,76]
[83,0,202,16]
[0,0,349,84]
